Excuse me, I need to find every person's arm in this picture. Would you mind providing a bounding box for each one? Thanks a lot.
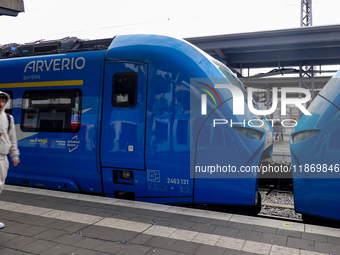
[8,115,20,166]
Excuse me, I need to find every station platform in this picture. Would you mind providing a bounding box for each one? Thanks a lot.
[272,127,292,163]
[0,186,340,255]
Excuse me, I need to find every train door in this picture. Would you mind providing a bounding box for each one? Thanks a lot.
[100,61,148,195]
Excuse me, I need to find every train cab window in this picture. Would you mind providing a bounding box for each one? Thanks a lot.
[216,66,248,102]
[21,89,82,133]
[112,72,138,107]
[2,91,13,115]
[210,59,248,104]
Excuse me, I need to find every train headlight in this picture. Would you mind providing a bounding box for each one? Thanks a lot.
[120,171,133,180]
[292,130,319,143]
[232,127,264,141]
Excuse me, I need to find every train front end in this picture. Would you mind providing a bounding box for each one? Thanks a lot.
[108,34,274,211]
[290,70,340,221]
[184,48,274,211]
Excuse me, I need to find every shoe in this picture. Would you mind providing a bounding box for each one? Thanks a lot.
[0,222,4,229]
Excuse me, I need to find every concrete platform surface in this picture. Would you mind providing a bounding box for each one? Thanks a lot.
[0,185,340,255]
[273,127,292,162]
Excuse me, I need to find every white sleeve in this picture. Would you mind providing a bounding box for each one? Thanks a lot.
[8,115,20,161]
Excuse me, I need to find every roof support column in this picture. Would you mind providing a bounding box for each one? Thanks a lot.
[301,0,313,27]
[266,85,273,119]
[299,61,315,103]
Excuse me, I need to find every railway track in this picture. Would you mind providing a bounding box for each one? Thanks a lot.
[190,189,301,223]
[259,189,301,220]
[257,213,303,223]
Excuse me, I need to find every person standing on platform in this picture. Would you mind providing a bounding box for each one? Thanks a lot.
[273,121,284,141]
[0,91,20,229]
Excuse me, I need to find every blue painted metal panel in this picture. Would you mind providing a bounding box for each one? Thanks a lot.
[319,73,340,110]
[1,51,106,193]
[100,61,147,170]
[106,35,203,202]
[192,93,268,205]
[290,70,340,220]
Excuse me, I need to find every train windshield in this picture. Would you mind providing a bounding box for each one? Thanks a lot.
[209,58,268,122]
[210,59,248,104]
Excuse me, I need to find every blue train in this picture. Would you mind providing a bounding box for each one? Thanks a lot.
[0,35,273,211]
[290,70,340,221]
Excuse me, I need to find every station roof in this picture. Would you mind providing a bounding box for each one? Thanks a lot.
[185,25,340,69]
[186,25,340,89]
[0,0,24,17]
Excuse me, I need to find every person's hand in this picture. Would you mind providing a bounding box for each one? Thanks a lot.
[12,160,20,166]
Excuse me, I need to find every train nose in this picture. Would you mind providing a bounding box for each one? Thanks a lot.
[289,69,340,221]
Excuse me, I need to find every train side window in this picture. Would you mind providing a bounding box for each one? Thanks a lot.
[112,72,138,107]
[2,91,13,115]
[21,89,82,133]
